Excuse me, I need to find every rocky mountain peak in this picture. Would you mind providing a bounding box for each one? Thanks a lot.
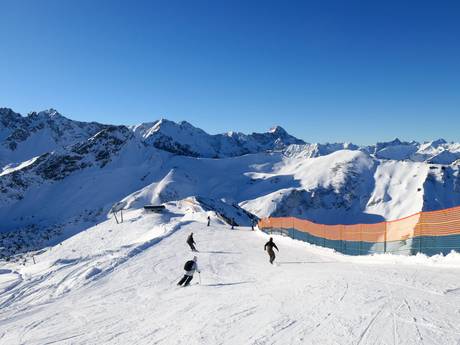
[268,125,288,136]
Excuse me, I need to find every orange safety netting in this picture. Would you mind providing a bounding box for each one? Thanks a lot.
[258,205,460,243]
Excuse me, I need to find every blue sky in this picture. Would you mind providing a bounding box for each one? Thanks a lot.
[0,0,459,144]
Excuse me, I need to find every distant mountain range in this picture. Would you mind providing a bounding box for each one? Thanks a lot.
[2,108,459,165]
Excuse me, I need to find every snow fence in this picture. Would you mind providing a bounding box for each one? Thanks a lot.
[258,206,460,256]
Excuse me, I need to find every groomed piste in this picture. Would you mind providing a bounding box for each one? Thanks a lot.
[1,201,459,345]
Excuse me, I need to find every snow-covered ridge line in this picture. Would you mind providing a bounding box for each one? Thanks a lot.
[1,107,305,162]
[2,107,460,163]
[0,107,109,167]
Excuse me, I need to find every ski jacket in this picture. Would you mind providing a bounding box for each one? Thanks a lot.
[187,234,195,245]
[185,262,199,276]
[264,240,279,252]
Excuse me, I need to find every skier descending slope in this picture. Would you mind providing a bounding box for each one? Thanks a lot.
[264,237,279,264]
[187,232,198,252]
[177,256,200,287]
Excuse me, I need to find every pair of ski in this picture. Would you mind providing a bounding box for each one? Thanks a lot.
[176,272,202,287]
[177,282,199,288]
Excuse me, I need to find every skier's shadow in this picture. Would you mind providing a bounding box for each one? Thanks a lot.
[277,261,336,265]
[203,281,254,287]
[200,251,242,254]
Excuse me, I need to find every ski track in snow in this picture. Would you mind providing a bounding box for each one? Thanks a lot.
[0,208,460,345]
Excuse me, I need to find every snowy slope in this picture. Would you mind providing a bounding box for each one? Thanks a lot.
[1,142,460,259]
[1,144,450,233]
[240,150,440,224]
[0,204,459,345]
[1,107,460,260]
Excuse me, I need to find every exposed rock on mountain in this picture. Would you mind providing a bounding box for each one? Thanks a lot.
[0,108,107,166]
[132,119,305,158]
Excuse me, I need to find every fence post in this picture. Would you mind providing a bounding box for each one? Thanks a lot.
[384,222,387,254]
[340,225,344,253]
[419,221,423,254]
[323,225,326,247]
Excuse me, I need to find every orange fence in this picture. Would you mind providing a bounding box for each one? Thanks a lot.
[258,206,460,256]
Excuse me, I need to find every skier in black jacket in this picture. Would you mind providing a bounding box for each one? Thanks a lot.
[187,233,198,252]
[264,237,279,264]
[177,256,200,287]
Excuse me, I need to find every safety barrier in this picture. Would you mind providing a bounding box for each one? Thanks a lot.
[258,206,460,256]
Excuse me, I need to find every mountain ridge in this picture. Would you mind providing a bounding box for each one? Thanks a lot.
[2,107,460,163]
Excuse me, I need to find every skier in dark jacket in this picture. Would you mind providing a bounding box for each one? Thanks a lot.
[207,216,210,227]
[187,232,197,252]
[177,256,200,287]
[264,237,279,264]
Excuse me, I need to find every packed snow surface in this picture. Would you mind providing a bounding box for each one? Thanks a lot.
[1,204,459,345]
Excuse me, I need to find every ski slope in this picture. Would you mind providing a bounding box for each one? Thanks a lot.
[1,204,460,345]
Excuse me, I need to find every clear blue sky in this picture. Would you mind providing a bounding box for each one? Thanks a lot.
[1,0,459,144]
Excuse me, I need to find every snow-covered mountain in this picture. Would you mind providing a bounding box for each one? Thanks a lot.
[363,138,460,163]
[1,107,460,257]
[0,108,107,168]
[2,108,459,164]
[131,119,305,158]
